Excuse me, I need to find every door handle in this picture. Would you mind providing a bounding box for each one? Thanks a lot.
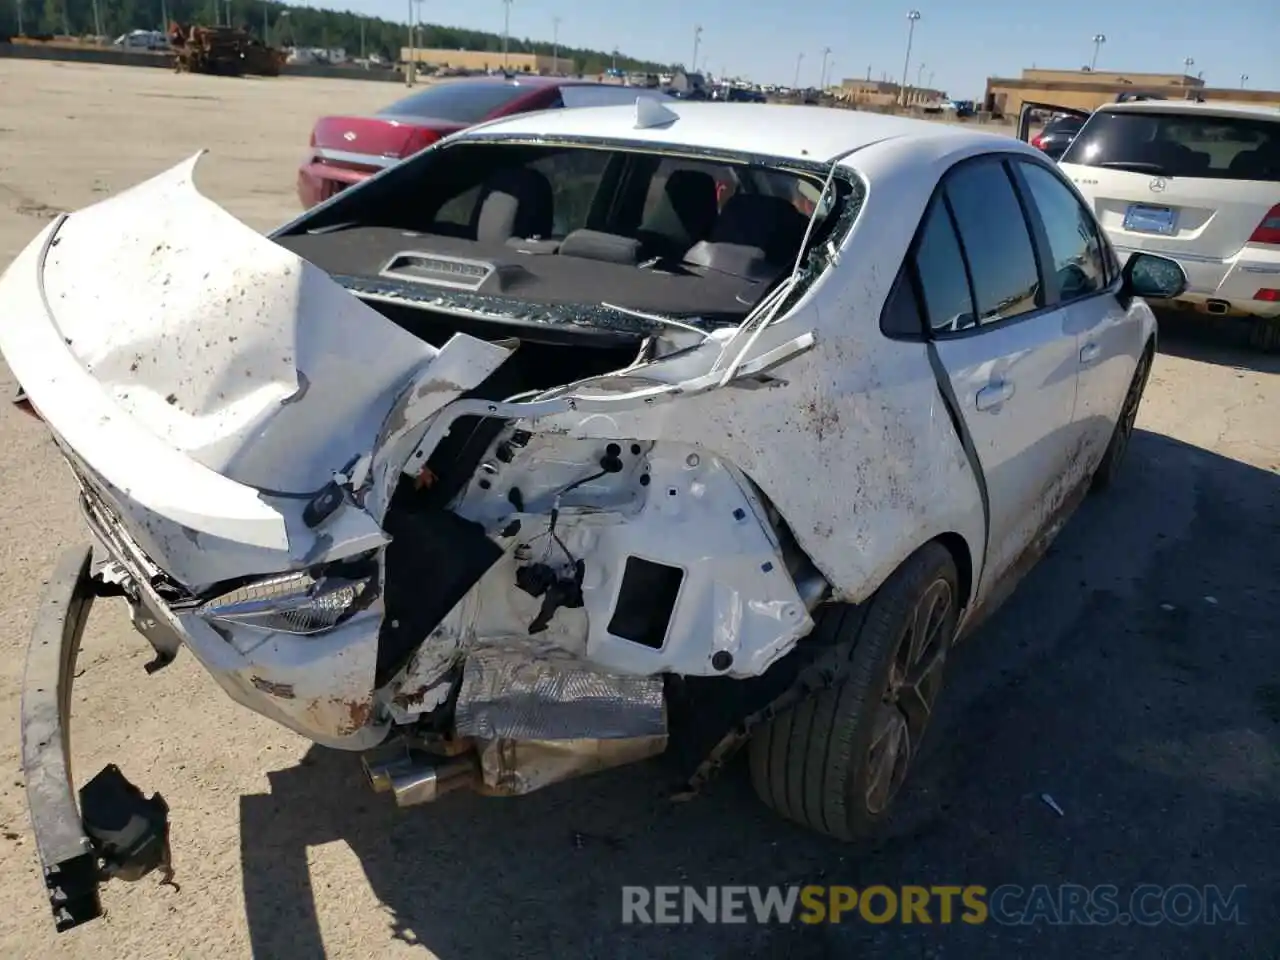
[975,380,1014,412]
[1080,341,1101,365]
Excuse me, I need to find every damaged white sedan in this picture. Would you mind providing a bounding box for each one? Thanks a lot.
[5,98,1189,931]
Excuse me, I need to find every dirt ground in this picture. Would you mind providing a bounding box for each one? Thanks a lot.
[0,59,1277,960]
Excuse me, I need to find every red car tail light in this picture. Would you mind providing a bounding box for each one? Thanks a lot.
[1248,204,1280,245]
[1254,288,1280,302]
[401,127,443,158]
[1030,134,1046,150]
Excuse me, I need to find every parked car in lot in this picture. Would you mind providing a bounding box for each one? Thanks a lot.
[3,100,1186,932]
[1031,112,1087,160]
[297,76,672,209]
[1020,98,1280,349]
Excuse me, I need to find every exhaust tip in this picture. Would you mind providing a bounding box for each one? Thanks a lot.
[362,751,415,794]
[362,747,480,806]
[390,755,479,807]
[1205,299,1231,315]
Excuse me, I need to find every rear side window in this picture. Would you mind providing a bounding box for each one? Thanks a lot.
[1017,161,1108,301]
[380,83,529,123]
[530,150,613,236]
[914,198,976,333]
[1062,110,1280,181]
[944,160,1042,323]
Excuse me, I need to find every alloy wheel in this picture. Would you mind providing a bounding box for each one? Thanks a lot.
[864,577,954,814]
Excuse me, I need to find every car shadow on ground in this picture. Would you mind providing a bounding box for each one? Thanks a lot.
[1154,310,1280,375]
[239,430,1279,960]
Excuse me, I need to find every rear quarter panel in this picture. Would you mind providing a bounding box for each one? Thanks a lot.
[533,148,990,610]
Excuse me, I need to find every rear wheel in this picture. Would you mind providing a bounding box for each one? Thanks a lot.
[1248,316,1280,353]
[1091,343,1153,492]
[748,542,960,840]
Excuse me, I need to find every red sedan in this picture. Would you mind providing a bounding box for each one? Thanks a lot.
[298,76,669,209]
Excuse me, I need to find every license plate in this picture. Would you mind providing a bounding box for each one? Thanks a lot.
[1124,203,1177,236]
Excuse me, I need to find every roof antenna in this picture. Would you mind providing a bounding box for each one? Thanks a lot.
[635,96,679,129]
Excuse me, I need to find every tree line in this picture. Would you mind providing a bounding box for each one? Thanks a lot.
[0,0,674,75]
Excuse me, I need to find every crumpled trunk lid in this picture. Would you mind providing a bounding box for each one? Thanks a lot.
[43,152,435,494]
[0,153,509,590]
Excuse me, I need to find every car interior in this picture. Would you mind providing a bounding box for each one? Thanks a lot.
[276,142,844,342]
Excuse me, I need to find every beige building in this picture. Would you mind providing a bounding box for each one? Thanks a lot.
[399,47,574,75]
[838,78,945,108]
[985,67,1280,116]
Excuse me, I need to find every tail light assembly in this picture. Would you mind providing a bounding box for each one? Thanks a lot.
[1248,204,1280,245]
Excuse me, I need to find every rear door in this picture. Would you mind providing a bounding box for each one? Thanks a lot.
[1058,106,1280,292]
[917,156,1082,592]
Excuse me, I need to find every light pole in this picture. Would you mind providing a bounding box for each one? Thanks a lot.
[405,0,416,85]
[692,24,702,76]
[1090,33,1105,71]
[1240,72,1249,88]
[552,16,560,74]
[1183,56,1194,80]
[502,0,513,70]
[819,46,831,90]
[793,51,803,89]
[899,10,921,107]
[917,61,926,87]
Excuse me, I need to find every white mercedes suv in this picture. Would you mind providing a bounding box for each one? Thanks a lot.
[1047,99,1280,350]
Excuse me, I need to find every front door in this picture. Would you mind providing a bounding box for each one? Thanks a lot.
[1009,157,1143,463]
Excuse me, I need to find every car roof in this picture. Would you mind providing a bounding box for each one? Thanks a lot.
[456,101,1019,167]
[1098,99,1280,122]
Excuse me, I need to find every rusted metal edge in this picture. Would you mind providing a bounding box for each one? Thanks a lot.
[20,544,102,932]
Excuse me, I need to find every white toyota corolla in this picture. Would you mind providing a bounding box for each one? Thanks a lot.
[2,98,1186,931]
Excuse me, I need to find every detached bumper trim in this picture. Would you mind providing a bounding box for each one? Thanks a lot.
[21,544,101,931]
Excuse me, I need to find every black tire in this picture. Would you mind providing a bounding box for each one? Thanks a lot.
[1091,343,1154,493]
[748,542,960,840]
[1248,316,1280,353]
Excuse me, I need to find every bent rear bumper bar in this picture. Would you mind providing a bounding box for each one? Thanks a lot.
[21,545,172,933]
[22,545,102,930]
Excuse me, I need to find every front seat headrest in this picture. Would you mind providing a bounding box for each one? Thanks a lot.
[661,169,720,244]
[475,167,555,242]
[708,193,809,263]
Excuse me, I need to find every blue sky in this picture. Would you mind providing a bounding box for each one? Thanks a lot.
[301,0,1278,98]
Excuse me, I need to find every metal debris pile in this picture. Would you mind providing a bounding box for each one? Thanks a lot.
[167,22,284,77]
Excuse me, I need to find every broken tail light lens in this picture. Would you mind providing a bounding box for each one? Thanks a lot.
[197,565,377,636]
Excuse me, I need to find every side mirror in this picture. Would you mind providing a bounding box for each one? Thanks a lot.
[1121,253,1188,300]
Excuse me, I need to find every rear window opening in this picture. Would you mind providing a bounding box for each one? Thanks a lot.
[278,140,856,348]
[1062,110,1280,181]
